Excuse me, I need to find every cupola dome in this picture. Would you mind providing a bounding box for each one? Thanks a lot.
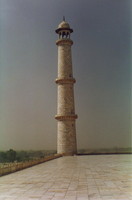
[58,21,70,29]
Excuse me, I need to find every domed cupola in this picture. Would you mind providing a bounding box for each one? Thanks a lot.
[55,17,73,39]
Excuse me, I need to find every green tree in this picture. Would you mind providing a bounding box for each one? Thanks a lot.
[16,151,30,162]
[0,152,7,162]
[6,149,16,162]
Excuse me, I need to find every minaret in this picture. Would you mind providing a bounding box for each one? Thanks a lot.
[55,18,78,155]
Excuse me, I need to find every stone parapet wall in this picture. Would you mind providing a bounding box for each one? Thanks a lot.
[0,154,62,177]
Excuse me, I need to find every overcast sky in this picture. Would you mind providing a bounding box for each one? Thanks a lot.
[0,0,131,150]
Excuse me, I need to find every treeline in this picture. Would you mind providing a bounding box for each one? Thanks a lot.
[0,149,56,163]
[78,147,132,155]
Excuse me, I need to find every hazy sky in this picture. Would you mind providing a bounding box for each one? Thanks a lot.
[0,0,131,150]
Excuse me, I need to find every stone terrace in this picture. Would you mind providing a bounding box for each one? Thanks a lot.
[0,155,131,200]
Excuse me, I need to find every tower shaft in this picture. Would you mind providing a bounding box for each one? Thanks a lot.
[55,20,77,156]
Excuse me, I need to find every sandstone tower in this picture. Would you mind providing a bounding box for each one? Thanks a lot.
[55,18,78,155]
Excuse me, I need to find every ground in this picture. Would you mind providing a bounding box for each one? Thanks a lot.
[0,155,132,200]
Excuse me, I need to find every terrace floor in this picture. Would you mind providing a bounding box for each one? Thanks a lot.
[0,155,132,200]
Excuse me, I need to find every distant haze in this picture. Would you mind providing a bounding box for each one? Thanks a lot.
[0,0,131,150]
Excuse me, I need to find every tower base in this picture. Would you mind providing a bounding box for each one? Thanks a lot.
[57,120,77,156]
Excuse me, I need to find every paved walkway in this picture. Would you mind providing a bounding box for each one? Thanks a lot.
[0,155,131,200]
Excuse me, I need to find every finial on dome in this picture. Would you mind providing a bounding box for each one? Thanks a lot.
[63,16,65,21]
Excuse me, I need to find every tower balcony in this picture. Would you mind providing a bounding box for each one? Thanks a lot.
[55,78,76,84]
[56,39,73,46]
[55,114,78,121]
